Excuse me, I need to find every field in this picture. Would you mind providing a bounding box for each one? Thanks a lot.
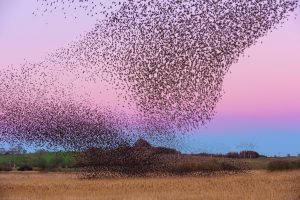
[0,170,300,200]
[1,150,300,199]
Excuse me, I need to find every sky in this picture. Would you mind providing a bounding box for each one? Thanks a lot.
[0,0,299,156]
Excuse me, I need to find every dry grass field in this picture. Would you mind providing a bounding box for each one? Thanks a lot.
[0,170,300,200]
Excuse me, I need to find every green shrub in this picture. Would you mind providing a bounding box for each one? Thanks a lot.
[32,155,48,170]
[48,154,65,169]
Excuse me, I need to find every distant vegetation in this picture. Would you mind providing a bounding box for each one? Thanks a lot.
[193,151,260,159]
[0,149,74,172]
[267,160,300,171]
[1,140,299,176]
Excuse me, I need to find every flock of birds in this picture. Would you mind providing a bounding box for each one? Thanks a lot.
[0,0,298,151]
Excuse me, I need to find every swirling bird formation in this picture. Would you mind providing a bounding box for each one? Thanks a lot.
[0,0,298,151]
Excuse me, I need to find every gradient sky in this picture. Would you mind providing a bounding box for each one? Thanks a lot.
[0,0,299,156]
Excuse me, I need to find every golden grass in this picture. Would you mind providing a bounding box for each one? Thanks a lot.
[0,170,300,200]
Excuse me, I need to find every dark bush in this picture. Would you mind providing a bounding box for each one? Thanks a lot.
[220,161,239,171]
[77,145,160,176]
[170,162,210,174]
[0,164,12,171]
[18,165,33,171]
[169,160,241,175]
[170,162,221,174]
[154,147,179,155]
[291,160,300,168]
[267,160,293,171]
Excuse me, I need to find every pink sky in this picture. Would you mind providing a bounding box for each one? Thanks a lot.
[217,13,300,120]
[1,1,299,120]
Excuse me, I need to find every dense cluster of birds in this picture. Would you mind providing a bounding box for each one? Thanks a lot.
[0,0,298,152]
